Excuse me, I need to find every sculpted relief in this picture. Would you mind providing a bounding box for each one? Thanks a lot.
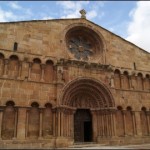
[71,94,97,108]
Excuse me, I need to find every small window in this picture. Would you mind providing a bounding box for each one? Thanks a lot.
[13,42,18,51]
[133,62,136,70]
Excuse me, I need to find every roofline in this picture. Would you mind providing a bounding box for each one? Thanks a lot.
[87,19,150,55]
[0,18,81,24]
[0,17,149,54]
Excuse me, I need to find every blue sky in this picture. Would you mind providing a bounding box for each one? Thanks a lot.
[0,1,150,53]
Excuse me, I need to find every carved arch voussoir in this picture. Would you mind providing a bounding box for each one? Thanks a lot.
[59,77,115,109]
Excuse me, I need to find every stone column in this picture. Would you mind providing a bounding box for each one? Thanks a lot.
[110,76,115,88]
[25,109,29,138]
[146,111,150,135]
[97,111,100,136]
[131,111,136,136]
[67,111,70,137]
[28,62,32,80]
[70,110,75,138]
[52,109,56,136]
[91,110,98,141]
[110,109,117,137]
[134,111,142,136]
[105,111,109,137]
[39,109,43,139]
[3,59,9,77]
[122,110,126,136]
[66,111,69,137]
[0,108,3,139]
[57,108,61,137]
[108,112,112,136]
[98,111,101,137]
[13,108,18,139]
[17,107,26,139]
[102,112,105,137]
[120,74,124,89]
[40,64,45,82]
[60,109,64,137]
[129,76,132,90]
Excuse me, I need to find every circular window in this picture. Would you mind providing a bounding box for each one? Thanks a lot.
[66,26,103,61]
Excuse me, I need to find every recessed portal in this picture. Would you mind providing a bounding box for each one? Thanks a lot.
[74,109,92,142]
[84,121,92,142]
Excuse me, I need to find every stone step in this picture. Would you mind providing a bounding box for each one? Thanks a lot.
[69,142,107,148]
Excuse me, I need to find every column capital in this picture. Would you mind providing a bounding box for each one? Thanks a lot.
[41,64,45,69]
[4,58,9,64]
[28,62,33,68]
[122,110,127,114]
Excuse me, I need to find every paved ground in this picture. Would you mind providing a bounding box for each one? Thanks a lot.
[66,144,150,149]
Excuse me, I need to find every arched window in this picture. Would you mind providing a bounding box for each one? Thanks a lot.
[2,101,16,140]
[116,106,124,136]
[137,73,143,90]
[114,69,121,89]
[0,53,4,76]
[123,71,130,89]
[28,102,40,138]
[125,106,134,136]
[42,103,53,138]
[144,75,150,91]
[140,107,148,136]
[44,60,54,82]
[31,58,41,81]
[8,55,19,78]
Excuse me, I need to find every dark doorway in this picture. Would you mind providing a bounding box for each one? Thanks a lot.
[74,109,92,142]
[84,121,92,142]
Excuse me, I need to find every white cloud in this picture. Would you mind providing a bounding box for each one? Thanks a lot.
[8,1,22,10]
[42,16,53,20]
[87,10,97,20]
[56,1,104,20]
[0,7,17,22]
[126,1,150,53]
[57,1,89,19]
[0,4,33,22]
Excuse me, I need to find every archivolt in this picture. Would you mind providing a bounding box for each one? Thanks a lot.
[60,77,115,108]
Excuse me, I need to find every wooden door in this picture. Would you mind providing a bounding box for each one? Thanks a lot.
[74,109,92,142]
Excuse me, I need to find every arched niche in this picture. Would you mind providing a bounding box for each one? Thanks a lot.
[116,106,124,136]
[60,77,115,109]
[140,107,148,136]
[0,53,4,76]
[28,102,40,138]
[114,69,121,89]
[144,74,150,90]
[125,106,134,136]
[2,101,16,140]
[42,103,53,138]
[137,73,144,90]
[123,71,130,89]
[31,58,41,81]
[8,55,19,78]
[44,60,54,82]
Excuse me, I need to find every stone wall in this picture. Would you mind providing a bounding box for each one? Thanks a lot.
[0,18,149,148]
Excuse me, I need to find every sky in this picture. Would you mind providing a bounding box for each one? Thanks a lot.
[0,1,150,53]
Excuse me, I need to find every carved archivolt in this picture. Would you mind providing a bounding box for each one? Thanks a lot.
[60,77,115,109]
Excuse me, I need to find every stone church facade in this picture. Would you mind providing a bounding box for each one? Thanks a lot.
[0,12,150,148]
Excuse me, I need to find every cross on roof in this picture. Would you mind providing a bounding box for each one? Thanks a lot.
[80,9,86,19]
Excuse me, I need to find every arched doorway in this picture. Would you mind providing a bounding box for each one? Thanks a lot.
[60,78,115,142]
[74,109,92,142]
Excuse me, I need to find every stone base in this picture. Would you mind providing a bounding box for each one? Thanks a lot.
[0,138,56,149]
[97,136,150,146]
[0,136,150,149]
[55,137,74,148]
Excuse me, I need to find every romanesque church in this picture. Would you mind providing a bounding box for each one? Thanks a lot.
[0,10,150,148]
